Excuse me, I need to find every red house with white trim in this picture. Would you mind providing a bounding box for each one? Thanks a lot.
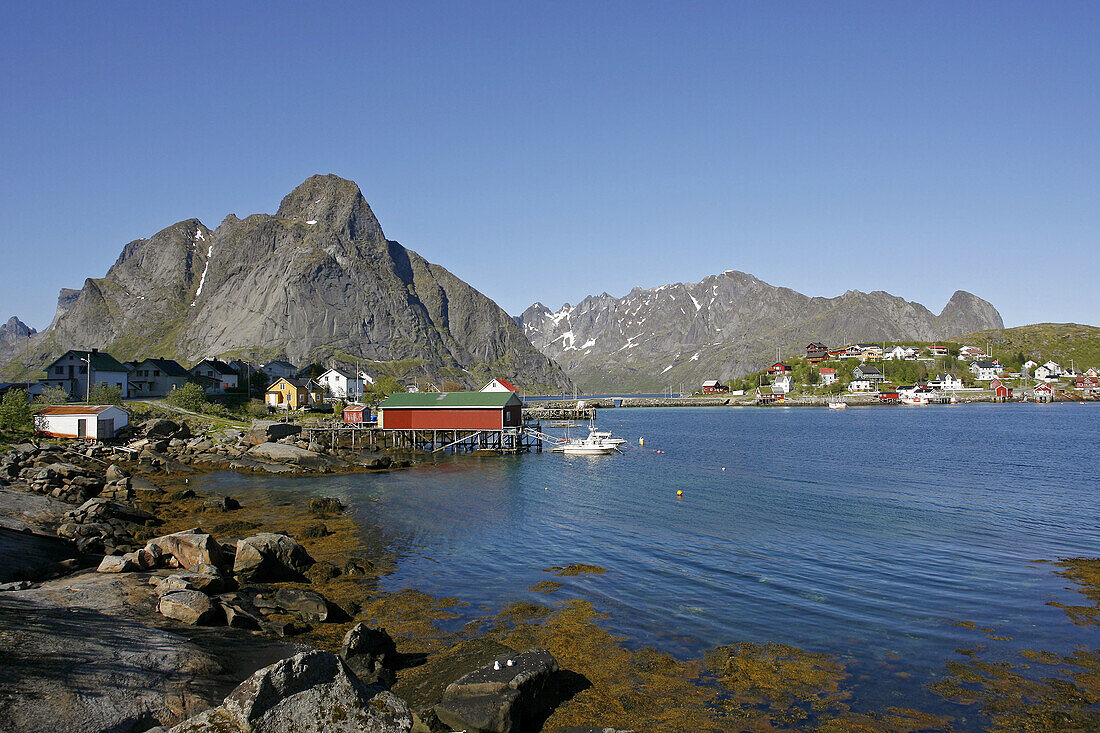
[990,378,1013,399]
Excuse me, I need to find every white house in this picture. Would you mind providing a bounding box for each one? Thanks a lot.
[480,378,517,393]
[40,349,130,400]
[849,379,873,392]
[969,360,1003,381]
[928,373,963,391]
[770,374,793,394]
[1033,364,1061,382]
[883,346,909,361]
[1041,361,1063,376]
[818,368,837,385]
[317,368,374,400]
[1022,360,1038,375]
[34,405,129,440]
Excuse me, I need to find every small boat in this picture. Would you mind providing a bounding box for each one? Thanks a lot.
[950,395,958,404]
[552,435,619,455]
[827,402,847,410]
[901,393,929,406]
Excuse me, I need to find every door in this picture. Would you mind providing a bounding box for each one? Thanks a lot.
[99,419,113,439]
[77,419,87,438]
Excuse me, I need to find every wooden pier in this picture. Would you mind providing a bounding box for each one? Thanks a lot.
[303,421,545,454]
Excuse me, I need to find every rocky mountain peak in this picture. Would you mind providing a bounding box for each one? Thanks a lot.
[1,175,571,393]
[275,174,382,240]
[0,316,37,364]
[936,290,1004,335]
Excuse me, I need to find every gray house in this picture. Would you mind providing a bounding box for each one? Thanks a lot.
[189,359,240,395]
[853,363,885,383]
[128,358,190,398]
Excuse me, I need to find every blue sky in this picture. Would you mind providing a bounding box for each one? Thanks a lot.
[1,2,1097,331]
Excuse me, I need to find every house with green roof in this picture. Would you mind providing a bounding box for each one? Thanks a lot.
[378,391,523,431]
[40,349,130,400]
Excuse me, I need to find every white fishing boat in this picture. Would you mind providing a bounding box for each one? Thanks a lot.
[827,401,847,409]
[900,393,930,406]
[552,433,621,455]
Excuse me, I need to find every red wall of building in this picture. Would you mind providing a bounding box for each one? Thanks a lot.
[382,408,503,431]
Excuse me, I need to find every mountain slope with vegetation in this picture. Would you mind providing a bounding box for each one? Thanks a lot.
[953,323,1100,372]
[1,175,571,393]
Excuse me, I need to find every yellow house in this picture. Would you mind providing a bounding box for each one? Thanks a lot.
[265,378,318,410]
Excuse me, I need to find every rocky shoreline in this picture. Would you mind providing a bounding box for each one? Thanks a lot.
[7,414,1100,732]
[0,420,626,733]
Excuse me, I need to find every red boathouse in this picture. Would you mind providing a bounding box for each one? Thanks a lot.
[377,391,523,431]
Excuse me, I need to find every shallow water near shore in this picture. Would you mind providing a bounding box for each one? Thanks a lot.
[196,403,1100,724]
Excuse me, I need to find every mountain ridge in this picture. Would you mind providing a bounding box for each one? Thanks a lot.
[515,270,1004,392]
[2,175,571,392]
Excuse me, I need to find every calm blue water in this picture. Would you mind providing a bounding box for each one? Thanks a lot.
[198,403,1100,714]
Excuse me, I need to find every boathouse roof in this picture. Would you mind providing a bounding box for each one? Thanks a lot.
[380,391,522,409]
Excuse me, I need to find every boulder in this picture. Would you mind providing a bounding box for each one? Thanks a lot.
[304,561,340,584]
[215,592,264,630]
[156,563,227,595]
[130,475,164,495]
[245,420,303,445]
[301,522,328,538]
[104,463,129,481]
[146,529,224,569]
[434,648,561,733]
[308,497,344,516]
[143,418,181,437]
[159,589,219,625]
[274,587,330,622]
[167,650,413,733]
[234,533,314,581]
[249,442,319,464]
[168,488,197,501]
[97,555,139,573]
[203,495,241,512]
[341,624,397,686]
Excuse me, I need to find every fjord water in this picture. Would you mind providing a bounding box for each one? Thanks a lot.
[201,403,1100,709]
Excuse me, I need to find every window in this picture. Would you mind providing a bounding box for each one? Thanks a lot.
[55,367,64,375]
[153,370,160,376]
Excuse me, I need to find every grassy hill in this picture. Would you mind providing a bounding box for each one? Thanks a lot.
[954,323,1100,370]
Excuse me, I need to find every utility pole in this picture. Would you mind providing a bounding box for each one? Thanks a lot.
[82,352,92,402]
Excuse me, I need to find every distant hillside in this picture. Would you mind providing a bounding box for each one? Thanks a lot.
[954,323,1100,370]
[517,270,1003,393]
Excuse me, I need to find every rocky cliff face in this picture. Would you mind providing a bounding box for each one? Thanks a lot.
[0,317,36,366]
[516,271,1003,393]
[4,175,570,392]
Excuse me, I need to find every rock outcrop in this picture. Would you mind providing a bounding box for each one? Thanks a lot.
[167,650,414,733]
[2,174,571,393]
[517,270,1004,392]
[434,648,562,733]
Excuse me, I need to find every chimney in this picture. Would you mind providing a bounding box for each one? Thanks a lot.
[91,348,99,354]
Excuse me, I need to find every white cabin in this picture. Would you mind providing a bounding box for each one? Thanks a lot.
[34,405,129,440]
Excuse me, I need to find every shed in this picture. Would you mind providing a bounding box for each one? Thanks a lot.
[34,405,129,440]
[378,391,523,431]
[343,404,367,424]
